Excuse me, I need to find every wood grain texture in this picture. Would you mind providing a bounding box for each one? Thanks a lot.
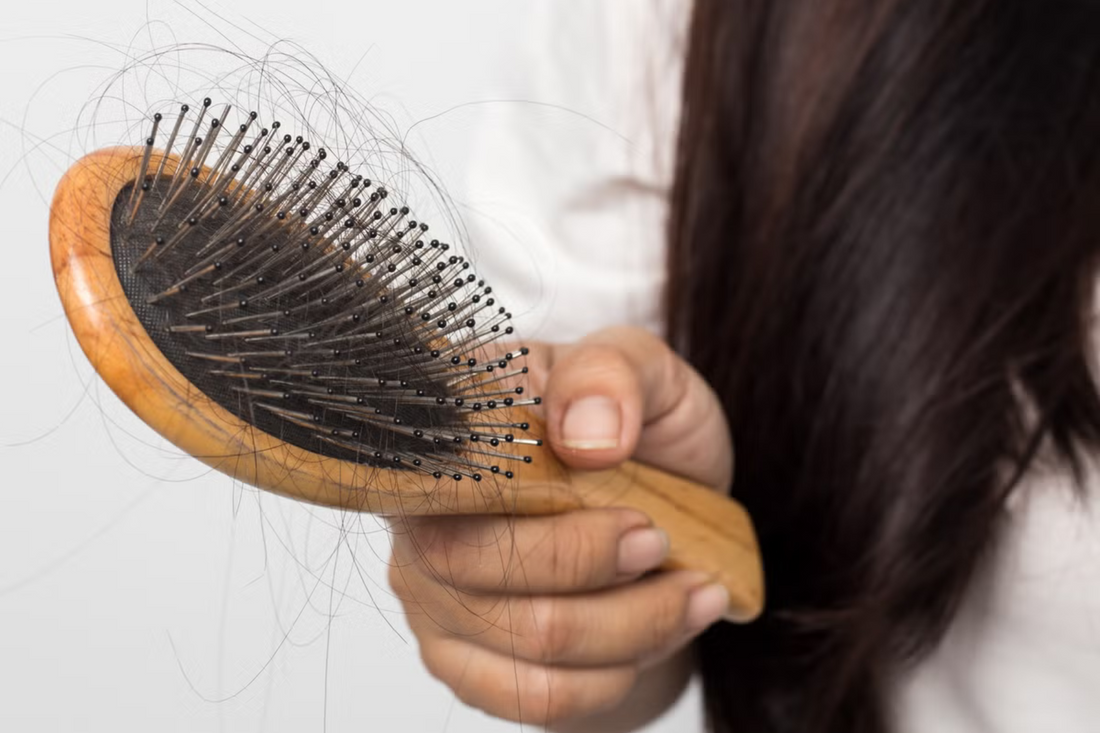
[50,147,764,621]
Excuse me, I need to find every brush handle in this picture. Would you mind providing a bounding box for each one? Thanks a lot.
[50,147,765,621]
[523,453,763,622]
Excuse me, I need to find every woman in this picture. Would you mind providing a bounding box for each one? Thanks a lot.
[389,1,1100,731]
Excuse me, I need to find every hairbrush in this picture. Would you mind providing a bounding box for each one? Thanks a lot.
[48,100,763,620]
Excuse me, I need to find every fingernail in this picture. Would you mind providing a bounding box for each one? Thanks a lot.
[617,527,670,576]
[684,583,730,635]
[561,396,621,450]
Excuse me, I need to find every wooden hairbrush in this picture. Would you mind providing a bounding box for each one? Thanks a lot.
[48,101,764,621]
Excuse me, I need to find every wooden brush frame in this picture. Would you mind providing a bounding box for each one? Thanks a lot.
[50,146,764,621]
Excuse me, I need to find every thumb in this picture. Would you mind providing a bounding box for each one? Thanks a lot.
[541,327,733,491]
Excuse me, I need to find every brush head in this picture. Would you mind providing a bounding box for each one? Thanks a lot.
[50,100,551,512]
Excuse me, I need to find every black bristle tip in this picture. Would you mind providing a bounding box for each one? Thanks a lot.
[113,103,536,480]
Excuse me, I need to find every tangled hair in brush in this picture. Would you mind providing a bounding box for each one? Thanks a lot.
[109,100,534,483]
[669,1,1100,731]
[75,40,453,214]
[59,41,544,491]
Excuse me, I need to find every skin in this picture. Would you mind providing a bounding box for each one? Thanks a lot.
[388,326,735,729]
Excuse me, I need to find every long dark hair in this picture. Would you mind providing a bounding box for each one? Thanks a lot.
[667,2,1100,731]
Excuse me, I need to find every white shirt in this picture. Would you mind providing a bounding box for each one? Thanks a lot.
[462,2,1100,731]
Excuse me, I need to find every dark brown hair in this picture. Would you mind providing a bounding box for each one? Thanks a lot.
[668,2,1100,731]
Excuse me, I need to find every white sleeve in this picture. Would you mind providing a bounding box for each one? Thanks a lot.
[461,0,690,343]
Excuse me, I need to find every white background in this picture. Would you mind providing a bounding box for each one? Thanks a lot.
[0,1,695,731]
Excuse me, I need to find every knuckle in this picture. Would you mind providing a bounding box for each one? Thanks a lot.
[569,343,633,380]
[654,343,691,409]
[405,519,448,568]
[417,640,451,685]
[452,678,493,715]
[537,669,636,724]
[471,669,530,721]
[545,344,632,402]
[601,324,657,345]
[542,689,585,724]
[546,520,604,588]
[406,519,486,587]
[386,550,415,599]
[514,665,571,723]
[529,597,580,663]
[643,589,690,653]
[589,324,649,348]
[386,559,404,594]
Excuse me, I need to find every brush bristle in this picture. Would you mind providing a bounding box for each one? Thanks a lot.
[111,99,540,483]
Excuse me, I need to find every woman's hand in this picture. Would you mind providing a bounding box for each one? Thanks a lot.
[388,326,734,727]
